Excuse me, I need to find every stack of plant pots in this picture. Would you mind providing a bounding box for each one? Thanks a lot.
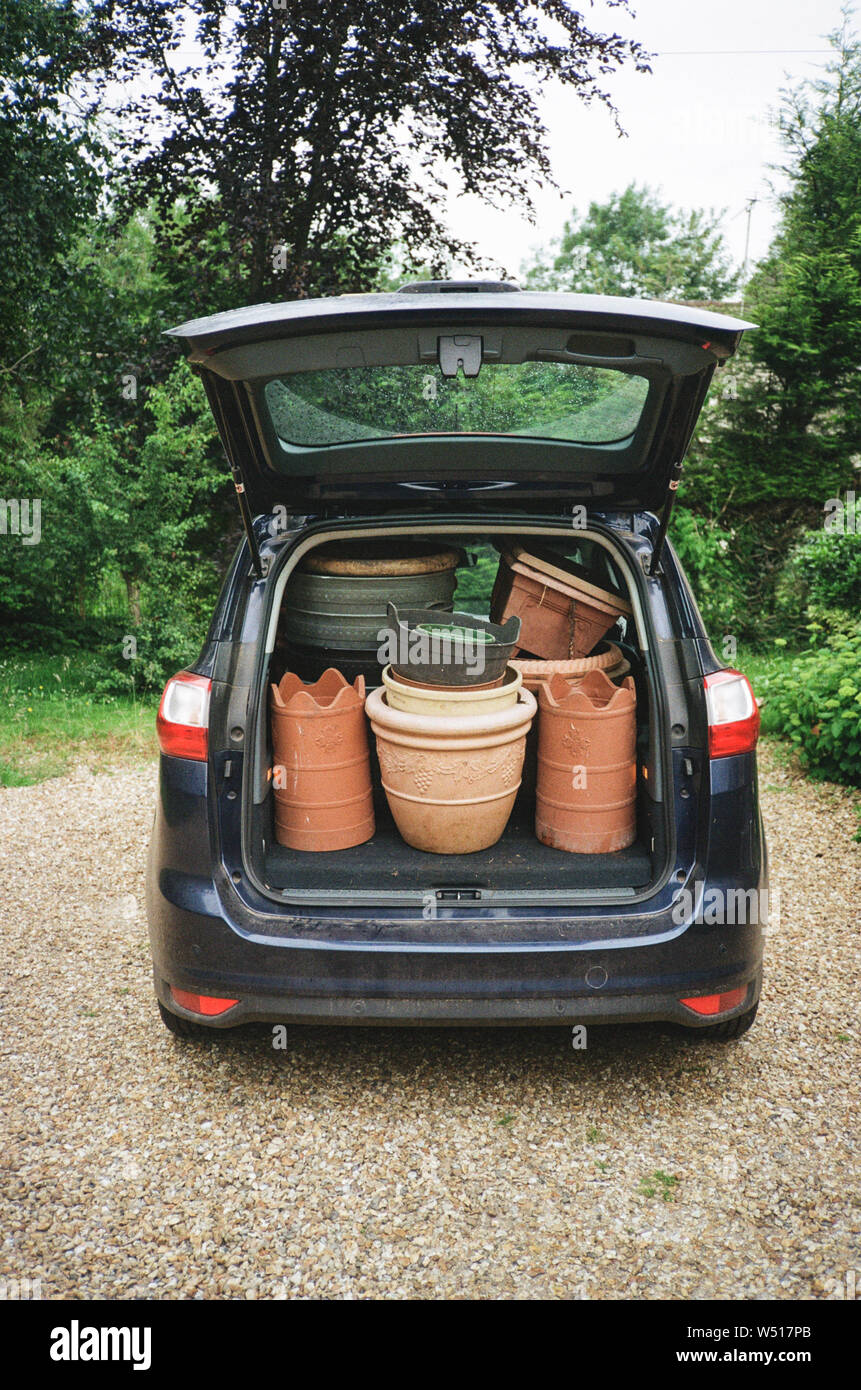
[535,668,637,855]
[280,541,463,686]
[269,668,375,852]
[381,662,521,714]
[366,605,536,854]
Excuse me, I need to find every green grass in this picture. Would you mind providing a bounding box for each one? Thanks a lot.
[638,1170,680,1203]
[0,652,159,786]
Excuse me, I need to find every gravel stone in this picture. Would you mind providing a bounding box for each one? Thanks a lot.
[0,744,858,1299]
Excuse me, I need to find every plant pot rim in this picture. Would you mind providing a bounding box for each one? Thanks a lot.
[302,542,464,577]
[366,683,536,740]
[539,670,635,712]
[383,663,521,702]
[511,643,623,679]
[270,667,366,711]
[387,667,507,691]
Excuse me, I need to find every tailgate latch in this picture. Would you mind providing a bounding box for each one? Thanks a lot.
[438,335,483,378]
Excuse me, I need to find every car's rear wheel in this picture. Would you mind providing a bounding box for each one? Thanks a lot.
[684,999,759,1041]
[157,1000,218,1040]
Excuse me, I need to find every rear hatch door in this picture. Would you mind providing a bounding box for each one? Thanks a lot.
[167,285,752,518]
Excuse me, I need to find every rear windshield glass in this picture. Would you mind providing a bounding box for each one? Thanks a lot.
[263,362,649,448]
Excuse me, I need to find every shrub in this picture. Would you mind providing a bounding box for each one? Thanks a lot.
[771,502,861,641]
[760,623,861,785]
[792,501,861,611]
[0,430,102,631]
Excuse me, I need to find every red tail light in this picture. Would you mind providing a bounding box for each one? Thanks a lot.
[680,987,747,1016]
[156,671,211,760]
[704,669,760,758]
[170,987,238,1016]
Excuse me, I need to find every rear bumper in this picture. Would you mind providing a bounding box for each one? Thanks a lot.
[147,752,767,1031]
[147,870,765,1029]
[153,970,761,1029]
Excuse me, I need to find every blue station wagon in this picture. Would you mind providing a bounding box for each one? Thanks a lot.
[146,282,766,1040]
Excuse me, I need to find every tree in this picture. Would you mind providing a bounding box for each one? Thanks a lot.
[680,16,861,636]
[0,419,103,641]
[78,375,217,632]
[750,14,861,478]
[91,0,651,301]
[0,0,102,381]
[523,183,738,299]
[688,17,861,514]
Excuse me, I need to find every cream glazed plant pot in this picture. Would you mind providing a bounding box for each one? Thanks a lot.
[381,663,522,717]
[365,685,537,855]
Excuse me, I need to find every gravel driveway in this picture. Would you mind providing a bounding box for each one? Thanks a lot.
[1,743,858,1300]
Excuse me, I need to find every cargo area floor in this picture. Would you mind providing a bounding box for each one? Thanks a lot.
[263,794,652,894]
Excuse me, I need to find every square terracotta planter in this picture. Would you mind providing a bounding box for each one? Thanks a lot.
[491,547,631,660]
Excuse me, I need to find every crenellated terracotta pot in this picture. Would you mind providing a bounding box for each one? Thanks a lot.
[269,668,374,852]
[365,685,537,855]
[536,668,637,854]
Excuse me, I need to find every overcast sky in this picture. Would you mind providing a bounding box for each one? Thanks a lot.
[447,0,848,280]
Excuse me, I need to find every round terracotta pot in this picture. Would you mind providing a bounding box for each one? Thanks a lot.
[382,663,522,718]
[535,668,637,854]
[365,685,537,855]
[511,643,629,692]
[269,668,374,852]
